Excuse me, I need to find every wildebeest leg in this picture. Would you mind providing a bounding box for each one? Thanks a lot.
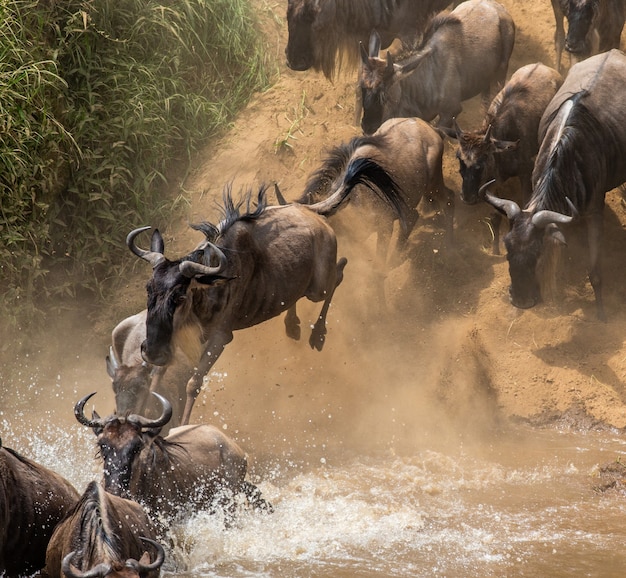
[309,257,348,351]
[551,0,566,73]
[284,305,301,340]
[181,332,233,425]
[587,215,605,321]
[241,480,274,513]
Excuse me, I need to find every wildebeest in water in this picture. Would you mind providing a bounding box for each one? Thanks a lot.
[444,62,563,254]
[0,436,79,577]
[358,0,515,134]
[127,158,405,424]
[551,0,625,73]
[285,0,457,79]
[44,481,165,578]
[75,392,272,522]
[484,49,626,319]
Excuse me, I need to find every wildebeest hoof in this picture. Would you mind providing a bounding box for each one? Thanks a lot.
[309,329,326,351]
[285,322,301,341]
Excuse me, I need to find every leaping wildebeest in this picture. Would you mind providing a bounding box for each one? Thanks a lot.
[551,0,625,73]
[285,0,457,79]
[445,63,563,254]
[0,436,79,577]
[75,392,272,521]
[483,49,626,320]
[127,158,405,424]
[297,116,454,308]
[358,0,515,134]
[106,309,194,435]
[44,481,165,578]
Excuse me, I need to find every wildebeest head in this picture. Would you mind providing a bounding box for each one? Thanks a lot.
[126,227,229,367]
[483,184,572,309]
[448,121,518,205]
[61,537,164,578]
[285,0,320,71]
[74,392,172,499]
[565,0,598,55]
[106,347,152,416]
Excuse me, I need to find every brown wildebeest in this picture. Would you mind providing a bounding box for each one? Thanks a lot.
[444,63,563,254]
[297,117,454,308]
[484,49,626,320]
[551,0,625,73]
[0,437,79,577]
[359,0,515,134]
[44,481,165,578]
[127,158,405,424]
[285,0,457,79]
[106,309,194,435]
[75,392,272,522]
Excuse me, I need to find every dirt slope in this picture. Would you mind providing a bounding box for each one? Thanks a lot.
[118,0,626,461]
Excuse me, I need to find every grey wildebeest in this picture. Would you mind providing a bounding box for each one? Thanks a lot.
[297,117,454,308]
[0,437,79,577]
[358,0,515,134]
[285,0,457,79]
[127,158,405,424]
[106,309,194,435]
[551,0,625,73]
[75,392,271,521]
[445,63,563,254]
[483,49,626,320]
[44,481,165,578]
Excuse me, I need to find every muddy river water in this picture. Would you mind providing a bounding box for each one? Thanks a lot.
[3,388,626,578]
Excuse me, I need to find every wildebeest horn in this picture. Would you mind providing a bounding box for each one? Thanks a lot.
[481,181,521,220]
[531,209,574,229]
[128,537,166,572]
[179,242,228,278]
[453,117,463,139]
[129,392,173,430]
[106,345,120,379]
[62,552,111,578]
[74,392,105,429]
[483,124,493,143]
[126,226,166,268]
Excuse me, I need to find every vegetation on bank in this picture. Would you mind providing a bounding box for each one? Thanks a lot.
[0,0,270,333]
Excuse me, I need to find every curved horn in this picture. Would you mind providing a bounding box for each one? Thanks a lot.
[179,242,228,279]
[106,346,120,379]
[74,392,105,429]
[130,392,172,430]
[62,552,111,578]
[129,537,166,572]
[481,182,521,221]
[531,209,574,229]
[126,227,165,268]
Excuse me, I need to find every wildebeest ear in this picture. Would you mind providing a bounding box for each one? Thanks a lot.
[193,274,234,287]
[144,427,163,438]
[546,223,567,246]
[396,48,427,81]
[437,125,458,141]
[368,30,381,57]
[151,229,165,254]
[492,139,519,153]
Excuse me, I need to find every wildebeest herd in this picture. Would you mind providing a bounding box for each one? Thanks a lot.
[3,0,626,576]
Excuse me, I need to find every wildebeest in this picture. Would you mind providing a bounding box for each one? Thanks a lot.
[445,63,563,254]
[285,0,456,79]
[551,0,625,73]
[127,158,405,424]
[44,481,165,578]
[75,392,271,521]
[0,436,79,577]
[107,309,194,435]
[297,117,454,307]
[359,0,515,134]
[483,49,626,319]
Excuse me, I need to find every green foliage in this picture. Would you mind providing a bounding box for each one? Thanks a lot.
[0,0,269,332]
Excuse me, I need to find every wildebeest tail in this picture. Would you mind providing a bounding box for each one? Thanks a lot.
[308,156,408,229]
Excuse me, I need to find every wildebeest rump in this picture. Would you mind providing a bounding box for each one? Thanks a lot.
[107,309,194,435]
[446,63,563,253]
[127,158,405,424]
[551,0,625,73]
[0,437,79,577]
[285,0,456,79]
[298,117,454,307]
[484,49,626,319]
[45,481,165,578]
[359,0,515,134]
[75,392,271,521]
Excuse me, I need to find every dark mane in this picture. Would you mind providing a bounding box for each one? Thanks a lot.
[191,185,268,242]
[484,83,532,129]
[418,12,462,50]
[74,482,120,560]
[531,92,613,214]
[300,134,387,202]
